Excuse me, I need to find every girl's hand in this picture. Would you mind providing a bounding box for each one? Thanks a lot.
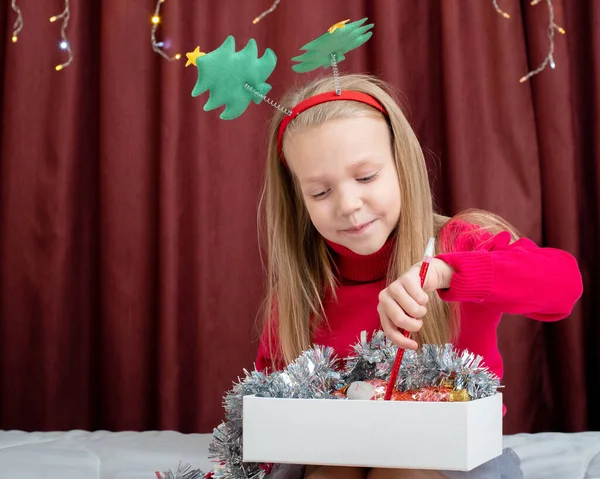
[378,259,454,349]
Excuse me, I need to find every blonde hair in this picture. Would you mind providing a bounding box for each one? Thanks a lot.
[258,74,519,367]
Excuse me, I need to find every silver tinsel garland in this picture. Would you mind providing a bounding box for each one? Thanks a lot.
[163,332,500,479]
[343,331,501,399]
[342,331,398,382]
[206,346,343,479]
[155,462,203,479]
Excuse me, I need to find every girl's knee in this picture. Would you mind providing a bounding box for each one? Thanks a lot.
[367,468,448,479]
[305,465,368,479]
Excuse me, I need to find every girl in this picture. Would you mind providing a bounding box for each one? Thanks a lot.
[255,74,582,479]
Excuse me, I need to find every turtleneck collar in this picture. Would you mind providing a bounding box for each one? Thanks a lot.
[325,235,395,283]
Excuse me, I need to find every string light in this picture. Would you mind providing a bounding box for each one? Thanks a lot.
[151,0,181,61]
[492,0,566,82]
[519,0,566,82]
[252,0,282,24]
[50,0,73,71]
[492,0,510,18]
[10,0,24,43]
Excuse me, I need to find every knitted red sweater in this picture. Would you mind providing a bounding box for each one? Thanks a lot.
[256,220,583,385]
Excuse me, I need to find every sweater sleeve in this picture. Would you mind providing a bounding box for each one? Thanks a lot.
[435,220,583,321]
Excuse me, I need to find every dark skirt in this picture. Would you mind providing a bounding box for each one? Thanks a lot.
[268,448,523,478]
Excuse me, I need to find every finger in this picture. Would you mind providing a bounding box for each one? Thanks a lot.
[386,282,428,318]
[399,272,429,306]
[379,309,418,350]
[378,295,424,333]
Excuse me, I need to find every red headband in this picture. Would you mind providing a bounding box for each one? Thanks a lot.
[276,90,388,164]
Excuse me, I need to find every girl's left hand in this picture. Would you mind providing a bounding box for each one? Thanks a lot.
[378,258,454,349]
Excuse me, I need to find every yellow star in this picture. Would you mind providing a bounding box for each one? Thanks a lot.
[185,46,205,67]
[328,19,350,34]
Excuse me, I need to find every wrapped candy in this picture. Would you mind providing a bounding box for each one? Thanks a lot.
[337,380,472,402]
[336,379,404,401]
[394,386,471,402]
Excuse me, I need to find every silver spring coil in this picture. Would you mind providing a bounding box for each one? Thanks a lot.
[244,84,292,116]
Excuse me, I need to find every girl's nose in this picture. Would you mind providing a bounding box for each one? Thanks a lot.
[337,187,363,216]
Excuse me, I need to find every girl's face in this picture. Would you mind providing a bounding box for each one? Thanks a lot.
[285,115,401,255]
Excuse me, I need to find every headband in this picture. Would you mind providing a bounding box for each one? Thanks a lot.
[184,18,375,121]
[276,90,388,164]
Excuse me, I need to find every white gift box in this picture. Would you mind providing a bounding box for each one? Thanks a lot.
[243,393,503,471]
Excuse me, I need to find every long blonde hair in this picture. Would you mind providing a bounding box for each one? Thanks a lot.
[258,74,519,367]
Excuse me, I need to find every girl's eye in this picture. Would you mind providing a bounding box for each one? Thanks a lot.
[357,173,378,183]
[310,190,330,199]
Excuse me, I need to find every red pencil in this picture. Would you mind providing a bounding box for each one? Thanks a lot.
[383,237,435,401]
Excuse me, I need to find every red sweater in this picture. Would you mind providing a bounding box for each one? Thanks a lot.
[255,220,583,385]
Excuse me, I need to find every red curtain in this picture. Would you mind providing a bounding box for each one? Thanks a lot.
[0,0,597,434]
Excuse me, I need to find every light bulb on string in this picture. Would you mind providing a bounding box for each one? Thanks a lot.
[151,0,181,61]
[252,0,282,24]
[10,0,24,43]
[50,0,73,71]
[492,0,566,82]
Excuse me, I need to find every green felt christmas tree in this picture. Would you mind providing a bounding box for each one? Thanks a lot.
[291,18,374,73]
[188,36,277,120]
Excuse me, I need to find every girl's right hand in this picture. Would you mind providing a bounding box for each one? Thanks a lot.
[377,263,429,350]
